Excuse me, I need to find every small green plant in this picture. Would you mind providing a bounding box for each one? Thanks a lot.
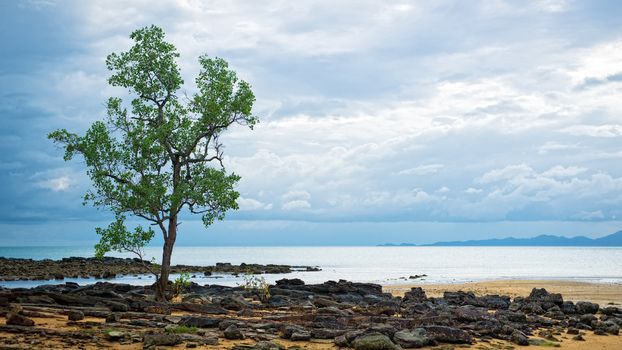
[240,272,270,302]
[173,272,192,296]
[165,325,198,334]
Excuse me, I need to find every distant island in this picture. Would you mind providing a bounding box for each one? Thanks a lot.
[379,230,622,247]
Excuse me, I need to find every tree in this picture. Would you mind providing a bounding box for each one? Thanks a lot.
[49,25,257,301]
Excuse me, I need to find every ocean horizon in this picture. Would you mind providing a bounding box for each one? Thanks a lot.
[2,246,621,289]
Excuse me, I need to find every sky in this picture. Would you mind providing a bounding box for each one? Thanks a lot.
[1,0,622,246]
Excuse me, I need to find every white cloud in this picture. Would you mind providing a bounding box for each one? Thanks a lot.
[282,200,311,211]
[237,196,272,211]
[396,164,444,176]
[477,164,535,184]
[282,190,311,202]
[465,187,483,194]
[573,210,605,220]
[537,141,580,155]
[542,165,587,178]
[560,125,622,138]
[38,176,71,192]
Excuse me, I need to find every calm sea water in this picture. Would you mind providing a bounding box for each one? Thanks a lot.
[1,246,621,288]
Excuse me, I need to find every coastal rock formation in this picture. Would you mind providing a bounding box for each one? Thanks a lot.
[0,257,320,282]
[0,277,620,349]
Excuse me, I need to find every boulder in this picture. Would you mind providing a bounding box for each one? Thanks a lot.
[179,316,222,328]
[527,288,563,306]
[143,333,182,348]
[393,328,429,348]
[601,306,621,316]
[281,324,307,339]
[510,330,529,346]
[423,325,472,344]
[220,295,250,311]
[6,312,35,327]
[290,330,311,341]
[67,310,85,321]
[561,301,577,314]
[576,301,599,315]
[352,333,400,350]
[402,287,427,303]
[105,331,125,341]
[224,324,245,340]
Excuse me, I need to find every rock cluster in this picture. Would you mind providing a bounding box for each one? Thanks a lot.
[0,278,619,349]
[0,257,320,281]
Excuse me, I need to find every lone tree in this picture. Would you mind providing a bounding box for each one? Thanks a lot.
[49,25,257,301]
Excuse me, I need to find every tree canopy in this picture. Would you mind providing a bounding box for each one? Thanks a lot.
[49,25,257,300]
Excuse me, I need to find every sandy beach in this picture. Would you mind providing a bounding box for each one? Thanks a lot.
[384,279,622,306]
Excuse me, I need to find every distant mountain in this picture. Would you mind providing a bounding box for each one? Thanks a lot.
[378,230,622,247]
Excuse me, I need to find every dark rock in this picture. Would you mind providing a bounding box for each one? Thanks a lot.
[224,324,245,340]
[510,330,529,346]
[527,288,563,306]
[290,330,311,341]
[393,328,429,348]
[521,302,545,314]
[312,315,343,329]
[453,305,487,322]
[106,313,121,323]
[334,334,349,347]
[67,310,84,321]
[281,325,307,339]
[102,271,116,279]
[143,333,182,348]
[317,306,349,316]
[602,320,620,335]
[580,313,598,325]
[576,301,599,315]
[275,278,305,286]
[6,312,35,326]
[567,327,580,334]
[561,301,577,314]
[495,309,527,323]
[232,341,284,350]
[352,333,400,350]
[311,328,347,339]
[179,316,222,328]
[105,331,125,341]
[479,295,511,309]
[220,295,250,311]
[423,325,472,344]
[601,306,621,316]
[403,287,427,303]
[367,324,398,338]
[174,302,226,314]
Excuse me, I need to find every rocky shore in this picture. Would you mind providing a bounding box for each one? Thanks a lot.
[0,278,620,349]
[0,257,321,281]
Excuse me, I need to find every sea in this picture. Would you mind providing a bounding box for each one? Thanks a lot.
[1,246,621,289]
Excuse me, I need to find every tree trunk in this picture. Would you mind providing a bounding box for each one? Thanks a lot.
[155,215,177,301]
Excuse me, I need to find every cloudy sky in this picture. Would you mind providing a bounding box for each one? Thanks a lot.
[2,0,622,245]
